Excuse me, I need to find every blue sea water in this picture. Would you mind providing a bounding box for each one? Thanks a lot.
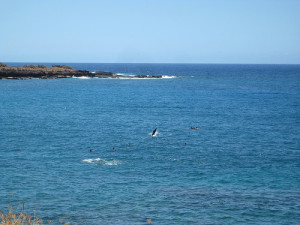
[0,63,299,224]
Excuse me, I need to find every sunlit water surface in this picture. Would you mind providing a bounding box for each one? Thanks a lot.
[0,63,299,224]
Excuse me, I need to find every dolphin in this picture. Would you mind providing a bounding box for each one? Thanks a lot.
[152,128,157,136]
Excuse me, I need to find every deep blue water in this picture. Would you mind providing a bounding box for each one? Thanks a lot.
[0,63,300,224]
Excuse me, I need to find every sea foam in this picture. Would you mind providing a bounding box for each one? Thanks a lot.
[162,75,176,79]
[82,158,123,166]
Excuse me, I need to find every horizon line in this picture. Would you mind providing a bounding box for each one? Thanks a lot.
[2,61,300,65]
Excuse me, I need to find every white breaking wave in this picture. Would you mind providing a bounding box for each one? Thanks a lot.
[72,76,91,79]
[117,75,176,79]
[72,74,175,79]
[118,77,152,80]
[162,75,176,79]
[82,158,123,166]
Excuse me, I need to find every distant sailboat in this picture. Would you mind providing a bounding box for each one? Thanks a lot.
[152,128,157,136]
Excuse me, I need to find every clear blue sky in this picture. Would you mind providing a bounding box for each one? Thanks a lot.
[0,0,299,64]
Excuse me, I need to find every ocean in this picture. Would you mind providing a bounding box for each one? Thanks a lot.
[0,63,299,224]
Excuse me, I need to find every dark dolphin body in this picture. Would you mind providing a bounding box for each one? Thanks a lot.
[152,128,157,136]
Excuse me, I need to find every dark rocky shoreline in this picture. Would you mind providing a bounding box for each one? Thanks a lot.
[0,63,162,79]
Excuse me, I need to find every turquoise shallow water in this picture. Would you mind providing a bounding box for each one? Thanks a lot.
[0,63,300,224]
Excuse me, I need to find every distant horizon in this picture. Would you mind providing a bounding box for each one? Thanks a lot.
[3,61,300,65]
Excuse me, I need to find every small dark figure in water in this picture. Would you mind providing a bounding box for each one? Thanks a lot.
[112,147,116,151]
[190,127,199,130]
[89,149,95,152]
[152,128,157,136]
